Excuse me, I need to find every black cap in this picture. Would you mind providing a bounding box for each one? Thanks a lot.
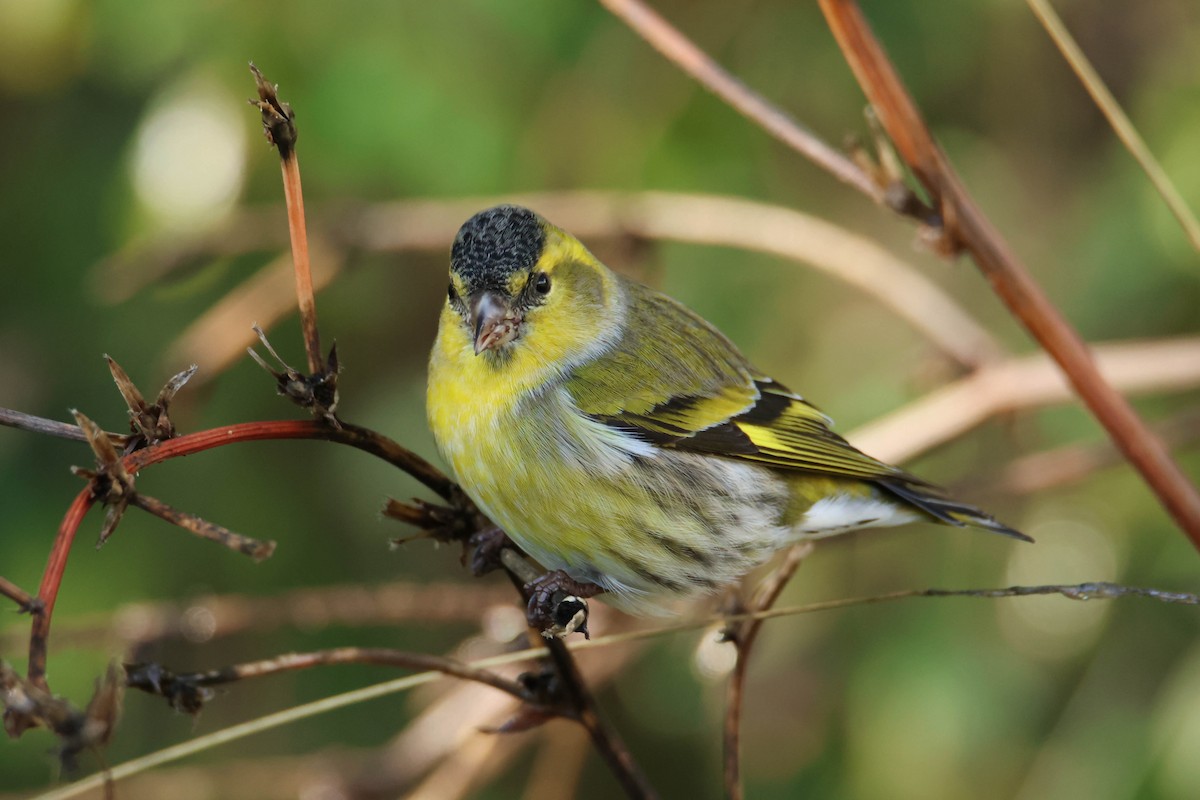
[450,205,546,292]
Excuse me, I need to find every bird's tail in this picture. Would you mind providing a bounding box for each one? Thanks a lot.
[878,479,1033,542]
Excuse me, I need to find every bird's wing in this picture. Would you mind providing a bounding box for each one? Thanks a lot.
[564,280,912,482]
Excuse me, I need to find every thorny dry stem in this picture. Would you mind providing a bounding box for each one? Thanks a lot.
[20,416,459,691]
[129,494,277,561]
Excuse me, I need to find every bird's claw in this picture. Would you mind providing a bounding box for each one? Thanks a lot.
[467,526,511,576]
[524,570,603,639]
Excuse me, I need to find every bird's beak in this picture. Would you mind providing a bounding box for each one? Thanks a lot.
[469,291,521,355]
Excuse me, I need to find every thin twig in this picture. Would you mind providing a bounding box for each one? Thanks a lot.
[723,543,814,800]
[817,0,1200,548]
[596,0,883,204]
[126,647,532,711]
[1025,0,1200,252]
[130,494,276,561]
[545,636,658,799]
[0,576,39,613]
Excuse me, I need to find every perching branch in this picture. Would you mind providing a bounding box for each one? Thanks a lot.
[23,417,457,690]
[29,579,1199,800]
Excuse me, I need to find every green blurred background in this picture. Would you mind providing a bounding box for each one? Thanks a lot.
[1,0,1198,797]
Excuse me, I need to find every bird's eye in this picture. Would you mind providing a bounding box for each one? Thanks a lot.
[447,283,457,302]
[534,272,551,295]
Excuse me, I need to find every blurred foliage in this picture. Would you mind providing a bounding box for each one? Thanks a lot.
[1,0,1199,798]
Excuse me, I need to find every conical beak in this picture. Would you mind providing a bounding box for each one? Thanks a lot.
[470,291,522,355]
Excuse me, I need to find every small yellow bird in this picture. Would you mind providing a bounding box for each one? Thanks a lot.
[427,205,1028,620]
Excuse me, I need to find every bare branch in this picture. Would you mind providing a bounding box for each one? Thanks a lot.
[125,647,533,715]
[817,0,1200,547]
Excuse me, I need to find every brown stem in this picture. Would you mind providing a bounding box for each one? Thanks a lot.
[0,576,38,613]
[723,543,813,800]
[127,647,531,706]
[497,547,655,798]
[816,0,1200,549]
[544,636,659,800]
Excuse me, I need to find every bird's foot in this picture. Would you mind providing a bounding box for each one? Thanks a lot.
[525,570,604,640]
[466,526,511,576]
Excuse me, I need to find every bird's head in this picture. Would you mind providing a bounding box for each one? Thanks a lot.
[445,205,622,368]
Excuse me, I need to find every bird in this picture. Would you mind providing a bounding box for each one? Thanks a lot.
[426,205,1029,621]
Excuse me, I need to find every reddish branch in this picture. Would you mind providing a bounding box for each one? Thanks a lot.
[816,0,1200,548]
[25,418,454,688]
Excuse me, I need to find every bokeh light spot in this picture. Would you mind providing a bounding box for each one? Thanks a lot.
[131,82,246,228]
